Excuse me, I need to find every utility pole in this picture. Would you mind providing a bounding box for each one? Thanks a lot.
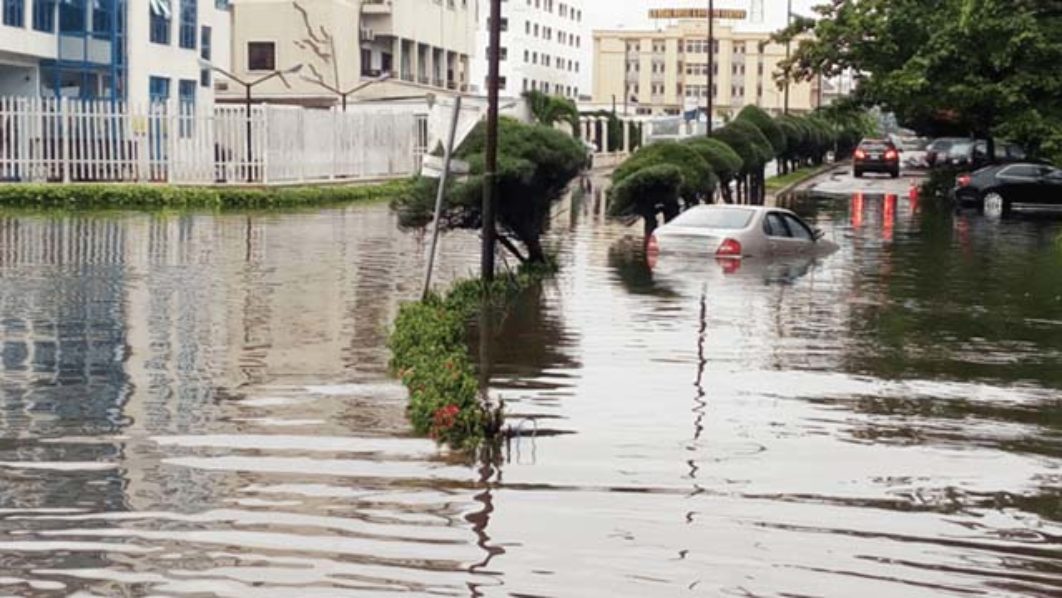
[482,0,502,282]
[784,0,792,115]
[706,0,714,135]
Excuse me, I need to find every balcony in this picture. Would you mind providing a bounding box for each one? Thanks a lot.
[361,0,392,14]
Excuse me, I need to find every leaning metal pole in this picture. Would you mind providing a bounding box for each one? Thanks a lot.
[422,96,463,300]
[482,0,502,283]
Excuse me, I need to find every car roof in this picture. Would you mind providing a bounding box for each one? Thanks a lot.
[685,205,781,213]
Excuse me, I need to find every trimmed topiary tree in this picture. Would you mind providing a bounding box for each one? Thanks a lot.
[738,105,786,158]
[713,119,773,204]
[608,164,684,238]
[613,141,717,208]
[682,137,744,204]
[392,117,587,264]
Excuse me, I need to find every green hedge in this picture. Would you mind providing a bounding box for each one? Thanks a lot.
[0,179,412,210]
[388,264,553,449]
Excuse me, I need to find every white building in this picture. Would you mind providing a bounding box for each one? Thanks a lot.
[0,0,231,106]
[223,0,478,106]
[470,0,589,99]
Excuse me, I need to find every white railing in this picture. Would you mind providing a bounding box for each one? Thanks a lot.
[0,97,426,185]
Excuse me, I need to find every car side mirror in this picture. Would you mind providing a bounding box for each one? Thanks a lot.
[814,229,826,241]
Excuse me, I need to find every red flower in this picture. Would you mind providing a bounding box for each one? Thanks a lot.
[433,404,461,432]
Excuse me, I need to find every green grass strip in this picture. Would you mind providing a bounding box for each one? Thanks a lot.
[765,166,826,192]
[0,179,412,210]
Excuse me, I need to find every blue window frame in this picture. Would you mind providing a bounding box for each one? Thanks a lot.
[200,25,212,87]
[150,0,170,44]
[149,75,170,103]
[92,0,111,35]
[3,0,25,27]
[57,0,83,33]
[178,0,195,49]
[32,0,53,31]
[178,79,196,137]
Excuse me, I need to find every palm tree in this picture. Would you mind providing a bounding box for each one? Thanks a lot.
[523,90,580,131]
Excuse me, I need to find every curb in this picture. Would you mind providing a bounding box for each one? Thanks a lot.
[767,161,849,202]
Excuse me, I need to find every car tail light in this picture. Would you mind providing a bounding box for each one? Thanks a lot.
[885,149,898,161]
[716,238,742,257]
[854,149,867,160]
[956,174,971,187]
[647,234,660,254]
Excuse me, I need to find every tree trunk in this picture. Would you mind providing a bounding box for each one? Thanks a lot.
[721,179,733,204]
[642,209,658,240]
[662,202,681,222]
[523,235,547,264]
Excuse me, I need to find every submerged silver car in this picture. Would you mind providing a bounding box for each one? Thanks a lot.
[647,205,838,265]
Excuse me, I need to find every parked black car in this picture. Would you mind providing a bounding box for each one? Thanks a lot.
[853,138,900,178]
[944,139,1027,169]
[953,162,1062,217]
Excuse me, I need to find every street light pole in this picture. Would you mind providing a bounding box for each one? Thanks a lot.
[482,0,502,283]
[784,0,792,115]
[303,72,393,112]
[706,0,714,135]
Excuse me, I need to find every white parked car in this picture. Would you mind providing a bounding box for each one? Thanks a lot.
[647,205,838,263]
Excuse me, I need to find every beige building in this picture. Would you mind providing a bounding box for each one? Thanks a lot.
[223,0,477,106]
[593,18,818,118]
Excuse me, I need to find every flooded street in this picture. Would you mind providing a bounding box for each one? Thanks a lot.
[1,191,1060,596]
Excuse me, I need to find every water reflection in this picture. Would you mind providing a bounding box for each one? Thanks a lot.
[1,189,1061,595]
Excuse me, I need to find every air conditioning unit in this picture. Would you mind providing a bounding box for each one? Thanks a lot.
[360,28,375,42]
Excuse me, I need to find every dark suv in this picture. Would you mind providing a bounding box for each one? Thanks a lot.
[945,140,1027,169]
[853,139,900,178]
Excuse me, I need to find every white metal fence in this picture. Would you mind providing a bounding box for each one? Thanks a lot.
[0,97,427,185]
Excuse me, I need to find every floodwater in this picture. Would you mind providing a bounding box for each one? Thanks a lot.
[0,189,1060,597]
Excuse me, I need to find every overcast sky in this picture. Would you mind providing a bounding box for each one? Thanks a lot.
[584,0,820,32]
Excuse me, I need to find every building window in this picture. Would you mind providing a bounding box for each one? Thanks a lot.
[92,0,111,34]
[178,79,196,136]
[200,25,212,87]
[150,0,171,44]
[57,0,83,32]
[248,41,276,71]
[179,0,196,49]
[149,76,171,103]
[31,0,53,31]
[4,0,25,27]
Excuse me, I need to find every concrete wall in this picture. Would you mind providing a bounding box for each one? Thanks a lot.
[0,64,39,97]
[228,0,360,102]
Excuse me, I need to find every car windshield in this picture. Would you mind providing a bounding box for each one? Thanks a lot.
[929,139,955,151]
[671,208,754,230]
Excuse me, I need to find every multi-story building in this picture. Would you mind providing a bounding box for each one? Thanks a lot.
[593,16,818,117]
[224,0,477,106]
[0,0,232,106]
[470,0,589,99]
